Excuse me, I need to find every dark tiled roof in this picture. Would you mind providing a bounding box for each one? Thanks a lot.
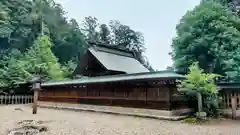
[88,46,149,74]
[42,71,185,87]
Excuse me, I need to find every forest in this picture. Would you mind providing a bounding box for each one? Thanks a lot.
[0,0,153,89]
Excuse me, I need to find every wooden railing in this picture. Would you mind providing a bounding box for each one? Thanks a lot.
[0,95,33,105]
[221,91,240,108]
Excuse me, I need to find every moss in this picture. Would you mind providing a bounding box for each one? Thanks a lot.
[183,117,209,125]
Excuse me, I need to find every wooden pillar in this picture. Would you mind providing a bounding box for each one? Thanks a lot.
[145,88,147,105]
[231,92,237,120]
[169,86,173,111]
[111,87,114,105]
[32,89,39,114]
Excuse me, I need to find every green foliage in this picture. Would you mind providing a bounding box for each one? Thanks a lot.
[81,16,99,42]
[0,35,65,88]
[22,35,64,81]
[61,60,77,78]
[4,50,31,85]
[0,49,31,87]
[203,94,221,117]
[81,16,146,53]
[109,20,145,52]
[0,2,12,39]
[53,19,86,63]
[107,20,152,69]
[171,0,240,81]
[0,0,86,63]
[99,24,111,44]
[0,0,86,88]
[178,62,219,95]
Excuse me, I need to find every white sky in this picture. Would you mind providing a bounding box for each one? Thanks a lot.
[55,0,200,70]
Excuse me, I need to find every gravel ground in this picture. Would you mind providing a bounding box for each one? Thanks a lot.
[1,105,240,135]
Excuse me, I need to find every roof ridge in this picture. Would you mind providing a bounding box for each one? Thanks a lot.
[90,46,134,58]
[88,41,133,53]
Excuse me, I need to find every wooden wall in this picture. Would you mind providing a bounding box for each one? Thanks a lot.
[40,82,188,110]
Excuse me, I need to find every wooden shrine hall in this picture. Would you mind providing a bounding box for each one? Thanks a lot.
[40,43,191,115]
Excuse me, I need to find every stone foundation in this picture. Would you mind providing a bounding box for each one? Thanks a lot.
[38,102,193,120]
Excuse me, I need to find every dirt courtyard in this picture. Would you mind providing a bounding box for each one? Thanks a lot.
[1,105,240,135]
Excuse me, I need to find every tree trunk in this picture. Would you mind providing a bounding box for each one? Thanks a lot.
[197,92,202,113]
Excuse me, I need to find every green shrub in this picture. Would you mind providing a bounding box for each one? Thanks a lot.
[202,93,220,118]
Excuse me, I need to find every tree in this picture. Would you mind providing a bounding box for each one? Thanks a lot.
[108,20,153,70]
[29,0,46,36]
[0,36,68,89]
[171,0,240,81]
[53,19,86,63]
[61,60,77,78]
[0,49,32,88]
[109,20,145,52]
[3,49,32,86]
[211,0,240,11]
[178,62,219,117]
[81,16,99,42]
[0,3,12,39]
[0,0,31,50]
[99,24,111,44]
[22,35,64,81]
[166,66,174,71]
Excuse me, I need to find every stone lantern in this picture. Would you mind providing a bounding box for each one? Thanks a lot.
[29,76,42,114]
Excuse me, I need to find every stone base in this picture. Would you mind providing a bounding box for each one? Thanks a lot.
[220,109,240,118]
[38,102,193,121]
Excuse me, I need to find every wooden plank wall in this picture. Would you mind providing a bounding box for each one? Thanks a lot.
[39,84,187,110]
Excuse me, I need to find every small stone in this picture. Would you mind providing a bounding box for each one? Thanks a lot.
[196,112,207,119]
[7,125,48,135]
[37,120,54,124]
[7,131,24,135]
[37,126,48,132]
[17,120,34,126]
[14,108,23,112]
